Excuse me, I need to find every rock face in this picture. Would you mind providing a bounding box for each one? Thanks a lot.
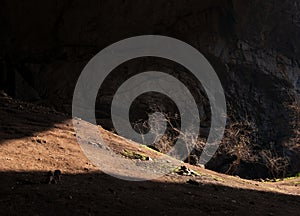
[0,0,299,178]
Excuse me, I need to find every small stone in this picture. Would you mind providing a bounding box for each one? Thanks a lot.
[45,170,61,184]
[108,188,115,194]
[146,156,153,161]
[198,164,205,169]
[0,90,8,97]
[36,139,42,144]
[187,179,200,186]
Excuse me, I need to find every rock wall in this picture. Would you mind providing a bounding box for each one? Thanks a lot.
[0,0,299,178]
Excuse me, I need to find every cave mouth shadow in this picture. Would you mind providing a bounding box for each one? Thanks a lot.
[0,170,299,216]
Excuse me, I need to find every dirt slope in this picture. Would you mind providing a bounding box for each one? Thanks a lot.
[0,94,300,216]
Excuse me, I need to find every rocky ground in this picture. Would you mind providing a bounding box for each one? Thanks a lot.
[0,94,300,216]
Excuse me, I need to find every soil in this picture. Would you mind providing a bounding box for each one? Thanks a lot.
[0,94,300,216]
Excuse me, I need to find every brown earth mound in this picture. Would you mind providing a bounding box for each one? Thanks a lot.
[0,94,300,215]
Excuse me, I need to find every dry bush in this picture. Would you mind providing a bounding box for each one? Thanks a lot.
[130,106,294,178]
[221,119,291,178]
[131,107,202,163]
[220,120,259,174]
[259,149,289,178]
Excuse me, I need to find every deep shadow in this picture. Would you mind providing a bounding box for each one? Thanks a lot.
[0,170,299,216]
